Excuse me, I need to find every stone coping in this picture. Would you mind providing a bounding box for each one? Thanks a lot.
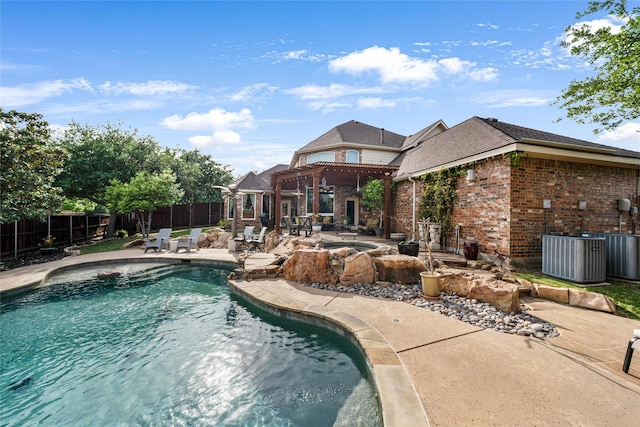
[229,279,429,427]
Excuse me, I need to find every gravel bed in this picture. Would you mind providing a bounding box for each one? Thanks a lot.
[309,282,559,339]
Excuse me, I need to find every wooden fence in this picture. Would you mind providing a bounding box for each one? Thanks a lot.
[0,202,223,258]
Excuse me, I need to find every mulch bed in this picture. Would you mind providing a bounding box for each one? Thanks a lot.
[0,249,67,271]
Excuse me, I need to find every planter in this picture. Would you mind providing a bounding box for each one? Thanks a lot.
[420,271,441,297]
[39,247,56,255]
[312,224,322,233]
[398,242,419,256]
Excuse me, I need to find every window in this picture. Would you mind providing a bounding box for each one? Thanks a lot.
[262,194,271,218]
[346,149,359,163]
[227,196,235,219]
[306,186,334,216]
[242,194,255,219]
[307,151,335,164]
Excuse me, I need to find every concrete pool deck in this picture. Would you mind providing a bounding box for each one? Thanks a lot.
[1,247,639,426]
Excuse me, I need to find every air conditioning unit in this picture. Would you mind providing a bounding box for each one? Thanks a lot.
[585,233,640,280]
[542,235,606,284]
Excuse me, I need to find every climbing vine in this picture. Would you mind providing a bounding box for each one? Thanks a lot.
[418,167,463,233]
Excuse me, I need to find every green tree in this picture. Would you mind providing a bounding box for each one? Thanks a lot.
[555,0,640,133]
[105,170,184,236]
[55,121,165,236]
[0,109,68,223]
[360,178,384,228]
[164,148,234,227]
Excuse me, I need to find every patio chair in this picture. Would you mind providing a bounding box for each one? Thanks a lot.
[144,228,172,253]
[174,228,202,253]
[286,216,300,235]
[247,227,268,253]
[234,226,255,251]
[622,329,640,374]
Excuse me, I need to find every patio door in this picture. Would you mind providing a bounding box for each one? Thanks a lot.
[345,198,359,225]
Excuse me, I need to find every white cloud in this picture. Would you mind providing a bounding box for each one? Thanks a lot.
[598,122,640,150]
[328,46,498,86]
[99,80,197,95]
[0,78,92,106]
[357,97,398,109]
[477,23,499,30]
[160,108,255,149]
[473,90,553,108]
[307,100,351,114]
[285,83,382,100]
[329,46,440,85]
[228,83,278,102]
[468,67,499,82]
[266,49,332,63]
[188,130,242,148]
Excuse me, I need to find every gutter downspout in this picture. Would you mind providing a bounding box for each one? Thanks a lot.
[409,176,416,241]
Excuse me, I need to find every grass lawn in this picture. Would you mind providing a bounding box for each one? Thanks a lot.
[516,272,640,321]
[79,229,194,255]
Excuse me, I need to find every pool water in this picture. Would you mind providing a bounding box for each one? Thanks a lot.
[0,265,381,426]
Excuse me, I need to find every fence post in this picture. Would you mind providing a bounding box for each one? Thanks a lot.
[69,215,73,244]
[14,220,18,257]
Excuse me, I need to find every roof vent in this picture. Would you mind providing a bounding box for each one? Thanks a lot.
[487,117,498,122]
[380,128,384,144]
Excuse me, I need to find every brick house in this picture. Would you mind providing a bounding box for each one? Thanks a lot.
[393,117,640,268]
[226,116,639,267]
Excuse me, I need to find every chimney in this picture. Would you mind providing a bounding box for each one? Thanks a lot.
[380,128,384,144]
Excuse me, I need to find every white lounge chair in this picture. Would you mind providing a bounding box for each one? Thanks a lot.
[174,228,202,253]
[234,226,255,251]
[623,329,640,374]
[247,226,268,253]
[144,228,172,253]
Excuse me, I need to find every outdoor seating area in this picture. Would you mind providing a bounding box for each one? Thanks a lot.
[174,228,201,253]
[144,228,172,253]
[357,217,380,235]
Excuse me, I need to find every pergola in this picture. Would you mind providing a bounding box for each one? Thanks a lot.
[270,162,399,238]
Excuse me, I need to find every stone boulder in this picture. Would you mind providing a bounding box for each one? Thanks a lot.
[568,288,616,313]
[340,252,375,286]
[282,249,338,285]
[197,233,209,248]
[440,269,520,313]
[206,229,232,248]
[372,255,427,285]
[263,230,281,253]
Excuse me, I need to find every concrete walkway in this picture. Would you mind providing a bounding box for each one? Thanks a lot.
[2,248,639,426]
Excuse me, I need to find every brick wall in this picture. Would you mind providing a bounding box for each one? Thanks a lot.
[391,155,639,264]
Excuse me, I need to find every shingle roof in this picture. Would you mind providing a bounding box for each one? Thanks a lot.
[396,116,640,178]
[296,120,406,152]
[257,164,289,183]
[234,171,273,192]
[480,117,640,158]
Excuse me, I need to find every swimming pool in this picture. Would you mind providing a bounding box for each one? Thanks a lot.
[0,264,382,426]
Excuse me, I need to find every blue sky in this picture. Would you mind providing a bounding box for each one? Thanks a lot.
[2,0,639,176]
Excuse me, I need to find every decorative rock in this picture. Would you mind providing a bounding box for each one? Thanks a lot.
[282,249,338,285]
[440,269,520,313]
[568,288,616,313]
[535,284,569,304]
[340,252,375,286]
[372,255,427,285]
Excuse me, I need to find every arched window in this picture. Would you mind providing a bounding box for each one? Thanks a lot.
[307,151,335,164]
[346,149,359,163]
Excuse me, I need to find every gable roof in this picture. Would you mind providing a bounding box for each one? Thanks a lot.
[395,116,640,179]
[257,164,289,182]
[233,171,273,193]
[290,120,406,167]
[400,119,448,151]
